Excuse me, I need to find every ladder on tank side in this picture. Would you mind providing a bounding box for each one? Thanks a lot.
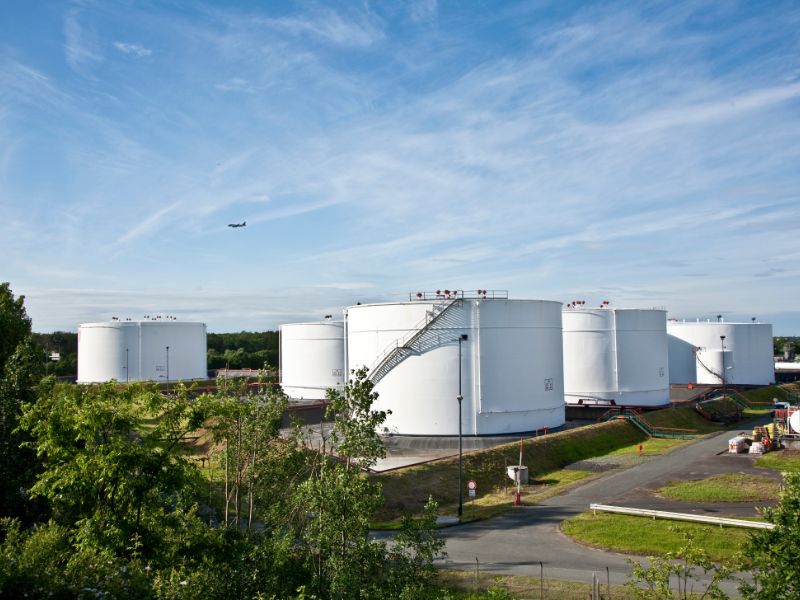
[367,297,461,385]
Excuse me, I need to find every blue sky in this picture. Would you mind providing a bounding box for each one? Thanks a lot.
[2,1,799,333]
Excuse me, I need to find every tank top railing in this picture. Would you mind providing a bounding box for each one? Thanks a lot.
[367,297,461,385]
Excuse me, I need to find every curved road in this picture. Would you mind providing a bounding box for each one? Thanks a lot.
[436,426,772,589]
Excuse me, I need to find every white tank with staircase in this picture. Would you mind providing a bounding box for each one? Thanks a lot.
[667,320,774,385]
[344,291,565,436]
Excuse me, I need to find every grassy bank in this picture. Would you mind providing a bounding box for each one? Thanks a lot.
[741,385,795,405]
[607,437,685,455]
[757,448,800,472]
[561,512,750,562]
[375,420,648,521]
[658,473,779,503]
[644,403,724,433]
[439,569,638,600]
[643,384,789,435]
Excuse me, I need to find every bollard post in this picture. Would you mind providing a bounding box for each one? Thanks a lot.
[607,566,611,599]
[539,561,544,599]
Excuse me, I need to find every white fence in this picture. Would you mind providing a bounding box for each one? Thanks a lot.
[589,503,774,530]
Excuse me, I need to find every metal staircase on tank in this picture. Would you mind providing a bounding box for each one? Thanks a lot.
[367,293,469,385]
[694,348,724,383]
[365,289,507,385]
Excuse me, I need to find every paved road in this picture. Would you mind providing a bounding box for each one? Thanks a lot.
[437,426,769,590]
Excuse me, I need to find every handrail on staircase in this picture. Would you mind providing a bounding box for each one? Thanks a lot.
[366,296,462,384]
[601,407,697,439]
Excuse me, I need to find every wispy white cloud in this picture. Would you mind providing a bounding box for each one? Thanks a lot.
[64,10,103,70]
[4,1,800,331]
[20,285,367,332]
[247,198,342,225]
[115,201,183,246]
[258,6,385,47]
[214,77,254,93]
[113,41,152,57]
[609,82,800,137]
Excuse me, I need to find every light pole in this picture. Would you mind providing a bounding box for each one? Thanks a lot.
[720,336,726,387]
[166,346,170,392]
[457,333,468,518]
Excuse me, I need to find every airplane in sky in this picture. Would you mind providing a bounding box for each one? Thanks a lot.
[228,221,246,228]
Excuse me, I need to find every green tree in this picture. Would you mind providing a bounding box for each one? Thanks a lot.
[389,496,447,594]
[32,331,79,377]
[19,381,210,564]
[207,331,279,370]
[209,374,305,532]
[741,472,800,599]
[0,282,43,518]
[625,528,734,599]
[326,367,389,472]
[5,362,447,598]
[296,368,446,599]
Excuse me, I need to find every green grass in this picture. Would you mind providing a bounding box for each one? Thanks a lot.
[658,473,779,503]
[641,384,794,435]
[375,420,648,521]
[696,396,748,423]
[372,469,598,529]
[644,404,723,433]
[722,385,795,420]
[383,437,686,527]
[757,449,800,473]
[439,569,641,600]
[561,512,751,562]
[607,437,687,456]
[740,386,791,405]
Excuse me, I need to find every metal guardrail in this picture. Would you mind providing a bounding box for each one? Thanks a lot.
[600,408,698,439]
[589,503,774,530]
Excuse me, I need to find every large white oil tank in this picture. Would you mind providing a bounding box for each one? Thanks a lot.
[345,291,565,436]
[562,306,669,407]
[667,320,774,385]
[78,320,207,383]
[280,320,345,401]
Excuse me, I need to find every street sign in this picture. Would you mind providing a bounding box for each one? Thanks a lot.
[467,479,477,491]
[468,489,476,498]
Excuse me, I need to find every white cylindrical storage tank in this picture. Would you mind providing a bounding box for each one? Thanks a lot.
[78,320,207,383]
[280,321,345,401]
[562,308,669,407]
[78,322,137,383]
[667,321,774,385]
[139,321,207,382]
[345,296,564,436]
